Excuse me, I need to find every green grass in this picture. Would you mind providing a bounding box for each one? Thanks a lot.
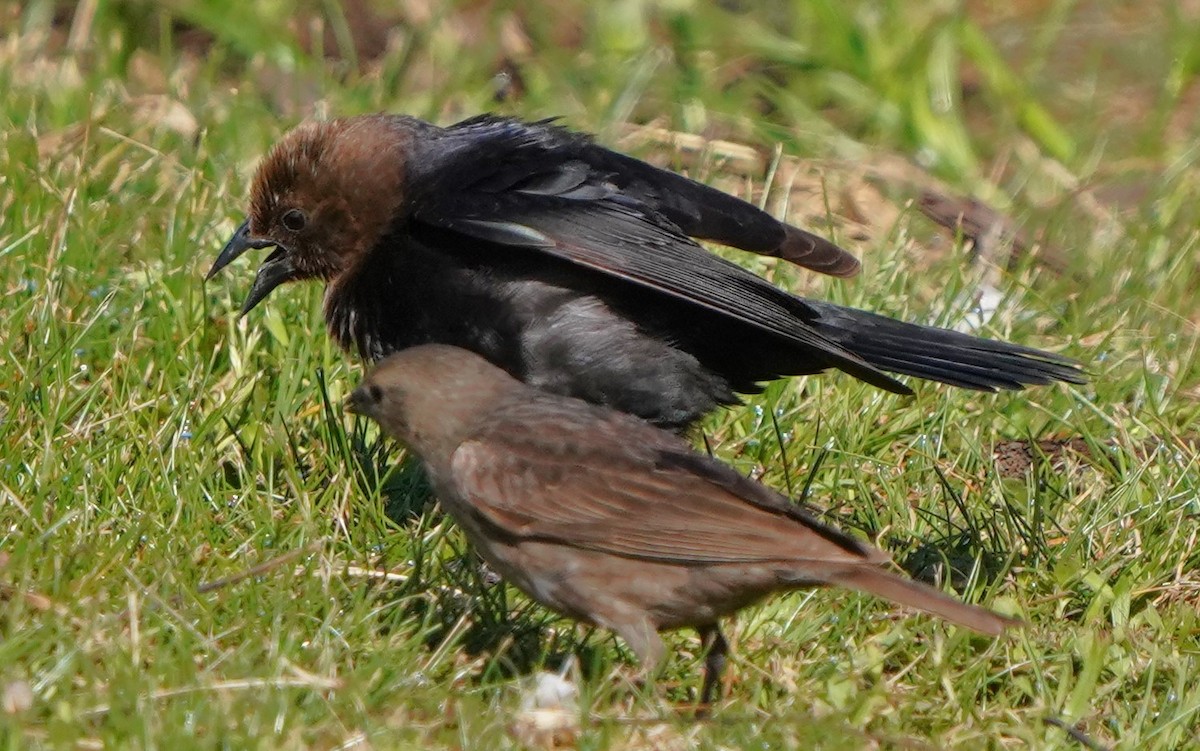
[2,1,1199,748]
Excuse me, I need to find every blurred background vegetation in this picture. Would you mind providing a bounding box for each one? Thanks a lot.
[9,0,1200,297]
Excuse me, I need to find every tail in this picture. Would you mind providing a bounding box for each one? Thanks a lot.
[807,301,1087,392]
[829,565,1020,636]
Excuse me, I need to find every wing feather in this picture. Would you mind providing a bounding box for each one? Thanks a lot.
[406,117,906,392]
[449,399,885,566]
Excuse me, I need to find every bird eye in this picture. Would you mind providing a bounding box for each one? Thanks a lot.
[281,208,308,232]
[367,384,383,402]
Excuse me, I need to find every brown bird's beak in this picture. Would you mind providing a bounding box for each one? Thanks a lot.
[344,385,370,416]
[207,219,298,315]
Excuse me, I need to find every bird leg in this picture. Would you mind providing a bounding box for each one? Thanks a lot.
[609,615,667,696]
[611,616,665,667]
[697,623,729,707]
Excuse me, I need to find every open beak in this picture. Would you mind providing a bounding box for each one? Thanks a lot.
[206,219,276,281]
[241,247,298,315]
[207,219,297,315]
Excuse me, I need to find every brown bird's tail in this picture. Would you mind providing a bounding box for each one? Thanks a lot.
[829,566,1020,636]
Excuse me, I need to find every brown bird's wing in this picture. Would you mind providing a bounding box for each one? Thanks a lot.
[404,116,908,393]
[447,397,886,567]
[446,395,1018,636]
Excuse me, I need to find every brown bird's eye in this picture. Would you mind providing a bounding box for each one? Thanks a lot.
[367,383,383,403]
[281,208,308,232]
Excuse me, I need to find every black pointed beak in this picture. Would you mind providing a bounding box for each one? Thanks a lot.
[206,219,277,281]
[241,247,298,315]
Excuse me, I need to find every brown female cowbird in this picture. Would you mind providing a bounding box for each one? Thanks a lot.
[346,345,1019,703]
[211,114,1084,430]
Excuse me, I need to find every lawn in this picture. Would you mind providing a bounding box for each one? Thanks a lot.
[2,1,1199,749]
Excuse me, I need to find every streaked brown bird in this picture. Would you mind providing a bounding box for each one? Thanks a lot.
[346,344,1019,703]
[211,113,1084,430]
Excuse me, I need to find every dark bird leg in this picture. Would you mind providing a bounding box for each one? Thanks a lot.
[698,623,729,707]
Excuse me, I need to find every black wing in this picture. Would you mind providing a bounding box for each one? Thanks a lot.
[412,115,859,277]
[580,146,860,277]
[402,115,907,392]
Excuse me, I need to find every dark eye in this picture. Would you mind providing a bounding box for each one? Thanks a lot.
[281,208,308,232]
[368,383,383,402]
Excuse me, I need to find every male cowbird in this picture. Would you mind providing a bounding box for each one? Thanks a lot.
[212,114,1084,430]
[347,345,1018,703]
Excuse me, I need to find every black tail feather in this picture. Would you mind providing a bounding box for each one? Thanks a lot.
[808,301,1086,392]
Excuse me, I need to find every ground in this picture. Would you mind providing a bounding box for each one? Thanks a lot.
[1,1,1198,749]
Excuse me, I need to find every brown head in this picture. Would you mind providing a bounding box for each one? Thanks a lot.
[346,344,527,470]
[206,116,415,313]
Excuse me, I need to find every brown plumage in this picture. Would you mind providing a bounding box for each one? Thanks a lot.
[210,113,1085,430]
[347,344,1019,702]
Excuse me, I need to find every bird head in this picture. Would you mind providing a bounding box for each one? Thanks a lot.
[346,345,526,465]
[207,117,410,314]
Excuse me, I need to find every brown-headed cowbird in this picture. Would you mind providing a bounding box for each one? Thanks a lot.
[212,114,1084,430]
[346,344,1019,703]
